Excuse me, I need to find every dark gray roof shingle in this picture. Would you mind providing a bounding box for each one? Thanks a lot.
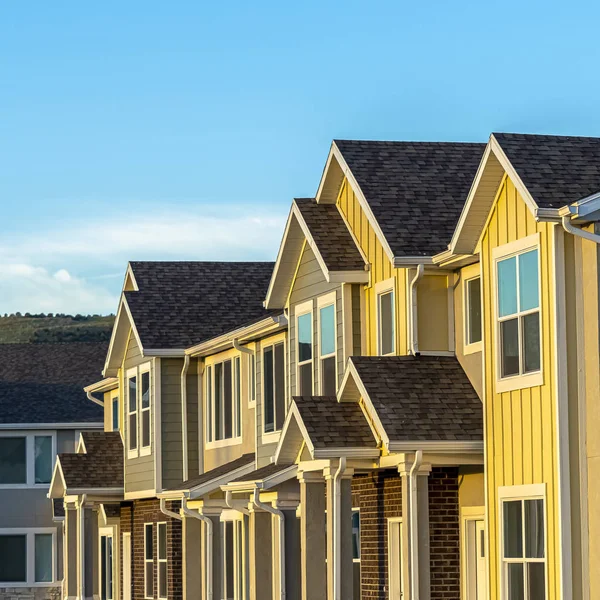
[229,462,294,484]
[493,133,600,209]
[0,343,106,424]
[292,395,377,449]
[171,453,255,491]
[126,262,276,350]
[294,198,365,271]
[335,139,485,256]
[350,355,483,442]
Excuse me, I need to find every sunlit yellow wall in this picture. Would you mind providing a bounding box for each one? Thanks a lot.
[481,175,560,599]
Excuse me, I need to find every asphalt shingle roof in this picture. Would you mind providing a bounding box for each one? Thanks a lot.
[294,198,365,271]
[493,133,600,209]
[350,355,483,442]
[126,262,276,350]
[171,453,255,491]
[229,462,294,484]
[292,395,377,449]
[0,342,106,424]
[334,139,485,256]
[58,431,123,489]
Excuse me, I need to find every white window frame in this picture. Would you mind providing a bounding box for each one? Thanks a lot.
[110,390,120,432]
[498,484,547,600]
[126,367,139,459]
[247,349,256,408]
[352,507,360,564]
[139,363,152,456]
[261,339,287,439]
[0,431,56,489]
[295,299,314,396]
[375,277,396,356]
[157,522,167,600]
[99,526,115,600]
[220,512,246,600]
[317,292,337,395]
[144,523,154,599]
[0,527,56,587]
[387,517,404,600]
[492,234,543,393]
[460,506,486,600]
[126,363,152,459]
[463,262,483,354]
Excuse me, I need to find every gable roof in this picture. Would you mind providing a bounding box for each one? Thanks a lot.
[323,140,485,258]
[0,342,106,424]
[340,355,483,451]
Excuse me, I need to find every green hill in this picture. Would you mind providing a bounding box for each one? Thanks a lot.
[0,314,115,343]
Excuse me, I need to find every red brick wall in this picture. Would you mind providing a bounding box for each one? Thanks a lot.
[351,467,460,600]
[119,499,182,600]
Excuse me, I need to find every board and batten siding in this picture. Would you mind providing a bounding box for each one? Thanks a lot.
[480,175,560,600]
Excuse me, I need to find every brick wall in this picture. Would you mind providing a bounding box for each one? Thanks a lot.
[120,499,182,600]
[351,466,460,600]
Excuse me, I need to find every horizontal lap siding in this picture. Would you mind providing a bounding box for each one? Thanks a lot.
[161,358,185,490]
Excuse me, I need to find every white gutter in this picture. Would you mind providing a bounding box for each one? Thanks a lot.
[409,265,425,356]
[160,498,183,521]
[253,488,286,600]
[232,338,254,356]
[78,494,87,600]
[409,451,423,600]
[333,457,347,600]
[181,497,213,600]
[561,215,600,245]
[181,355,190,482]
[86,390,104,407]
[225,490,250,516]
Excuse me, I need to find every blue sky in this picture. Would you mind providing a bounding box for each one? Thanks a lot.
[1,1,599,314]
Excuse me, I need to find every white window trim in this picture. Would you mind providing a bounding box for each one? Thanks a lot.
[144,523,154,599]
[460,506,486,600]
[295,299,314,396]
[110,390,120,433]
[317,292,337,395]
[375,277,396,356]
[352,507,360,564]
[99,526,115,600]
[139,364,152,457]
[126,367,139,459]
[156,522,167,600]
[0,431,56,489]
[0,527,56,587]
[220,513,246,600]
[463,266,483,355]
[387,517,404,600]
[261,340,287,435]
[492,234,543,393]
[498,484,547,600]
[126,363,153,459]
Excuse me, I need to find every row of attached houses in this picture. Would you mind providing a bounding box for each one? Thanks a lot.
[39,132,600,600]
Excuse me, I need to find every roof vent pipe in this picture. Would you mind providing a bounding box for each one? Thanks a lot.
[409,265,425,356]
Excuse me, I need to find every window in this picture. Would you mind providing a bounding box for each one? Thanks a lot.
[111,395,119,432]
[352,509,360,561]
[0,528,55,586]
[318,294,337,396]
[388,518,404,600]
[376,280,395,355]
[144,523,154,598]
[0,434,55,487]
[206,357,242,444]
[248,352,256,406]
[127,372,137,454]
[100,533,114,600]
[263,342,286,434]
[157,523,167,599]
[141,370,151,449]
[501,492,546,600]
[495,242,540,382]
[127,364,152,458]
[222,519,246,600]
[296,303,313,395]
[465,276,482,346]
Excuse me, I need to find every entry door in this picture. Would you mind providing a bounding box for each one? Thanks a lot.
[475,521,486,600]
[388,519,404,599]
[123,532,132,600]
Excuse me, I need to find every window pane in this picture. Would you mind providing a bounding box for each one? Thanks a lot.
[206,366,213,442]
[299,363,312,397]
[158,524,167,560]
[498,256,518,317]
[298,313,312,362]
[35,533,53,582]
[34,435,53,484]
[145,563,153,597]
[158,563,167,598]
[235,357,241,437]
[0,437,26,484]
[129,414,137,450]
[128,376,137,412]
[522,313,541,374]
[142,411,150,448]
[145,525,153,559]
[519,249,539,311]
[101,537,107,600]
[507,563,524,600]
[319,304,335,356]
[112,398,119,431]
[223,360,233,439]
[352,511,360,560]
[107,537,113,600]
[501,318,520,377]
[250,354,256,402]
[215,363,223,441]
[528,563,546,599]
[525,499,545,558]
[321,356,336,396]
[224,522,234,598]
[379,291,394,355]
[467,278,482,344]
[503,500,523,558]
[141,372,150,409]
[263,348,274,433]
[0,535,26,582]
[275,343,286,431]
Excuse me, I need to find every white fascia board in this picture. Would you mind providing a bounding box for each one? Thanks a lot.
[313,448,380,459]
[143,349,186,357]
[67,487,124,496]
[123,263,139,292]
[224,465,299,493]
[393,256,434,268]
[48,460,67,499]
[387,440,484,453]
[184,462,258,499]
[0,422,103,430]
[273,403,316,464]
[327,270,370,284]
[83,378,119,394]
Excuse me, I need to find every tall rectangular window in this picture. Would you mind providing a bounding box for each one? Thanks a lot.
[234,357,241,438]
[0,437,26,485]
[0,530,55,585]
[112,396,119,431]
[319,300,336,395]
[248,353,256,405]
[466,276,482,345]
[206,366,213,443]
[207,358,242,443]
[222,519,246,600]
[157,523,167,600]
[127,373,138,453]
[144,524,154,598]
[0,534,26,582]
[377,289,395,355]
[297,309,313,395]
[263,342,286,434]
[34,436,52,484]
[100,534,114,600]
[35,533,53,583]
[497,248,540,379]
[140,370,151,449]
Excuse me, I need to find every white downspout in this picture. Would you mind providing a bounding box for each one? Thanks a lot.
[333,456,347,600]
[253,488,286,600]
[409,265,425,356]
[232,338,253,356]
[561,215,600,245]
[78,494,87,600]
[181,497,213,600]
[160,498,183,521]
[181,355,190,482]
[86,390,104,407]
[409,451,423,600]
[225,490,250,516]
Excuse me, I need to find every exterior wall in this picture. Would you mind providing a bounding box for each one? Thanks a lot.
[417,273,450,353]
[120,499,182,600]
[480,175,560,599]
[458,467,485,508]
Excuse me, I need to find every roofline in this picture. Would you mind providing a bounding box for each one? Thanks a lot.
[123,263,139,292]
[48,458,66,499]
[273,402,316,464]
[393,256,434,267]
[222,464,299,492]
[0,422,103,430]
[387,440,483,453]
[66,487,124,495]
[313,447,380,459]
[143,349,186,356]
[83,378,119,394]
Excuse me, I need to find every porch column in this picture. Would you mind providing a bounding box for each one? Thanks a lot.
[64,500,78,600]
[182,512,202,600]
[299,471,326,600]
[248,505,273,600]
[84,507,98,600]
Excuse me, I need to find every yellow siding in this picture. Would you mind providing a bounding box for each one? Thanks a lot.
[481,176,560,599]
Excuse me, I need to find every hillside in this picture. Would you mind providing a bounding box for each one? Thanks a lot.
[0,314,115,343]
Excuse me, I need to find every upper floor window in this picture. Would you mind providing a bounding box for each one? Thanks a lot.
[0,528,55,585]
[465,276,482,346]
[0,433,54,487]
[206,357,242,444]
[318,292,337,396]
[296,301,313,395]
[376,278,395,356]
[248,352,256,407]
[111,392,119,432]
[127,363,152,459]
[263,341,285,434]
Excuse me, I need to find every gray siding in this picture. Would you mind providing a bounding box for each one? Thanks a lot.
[161,357,185,490]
